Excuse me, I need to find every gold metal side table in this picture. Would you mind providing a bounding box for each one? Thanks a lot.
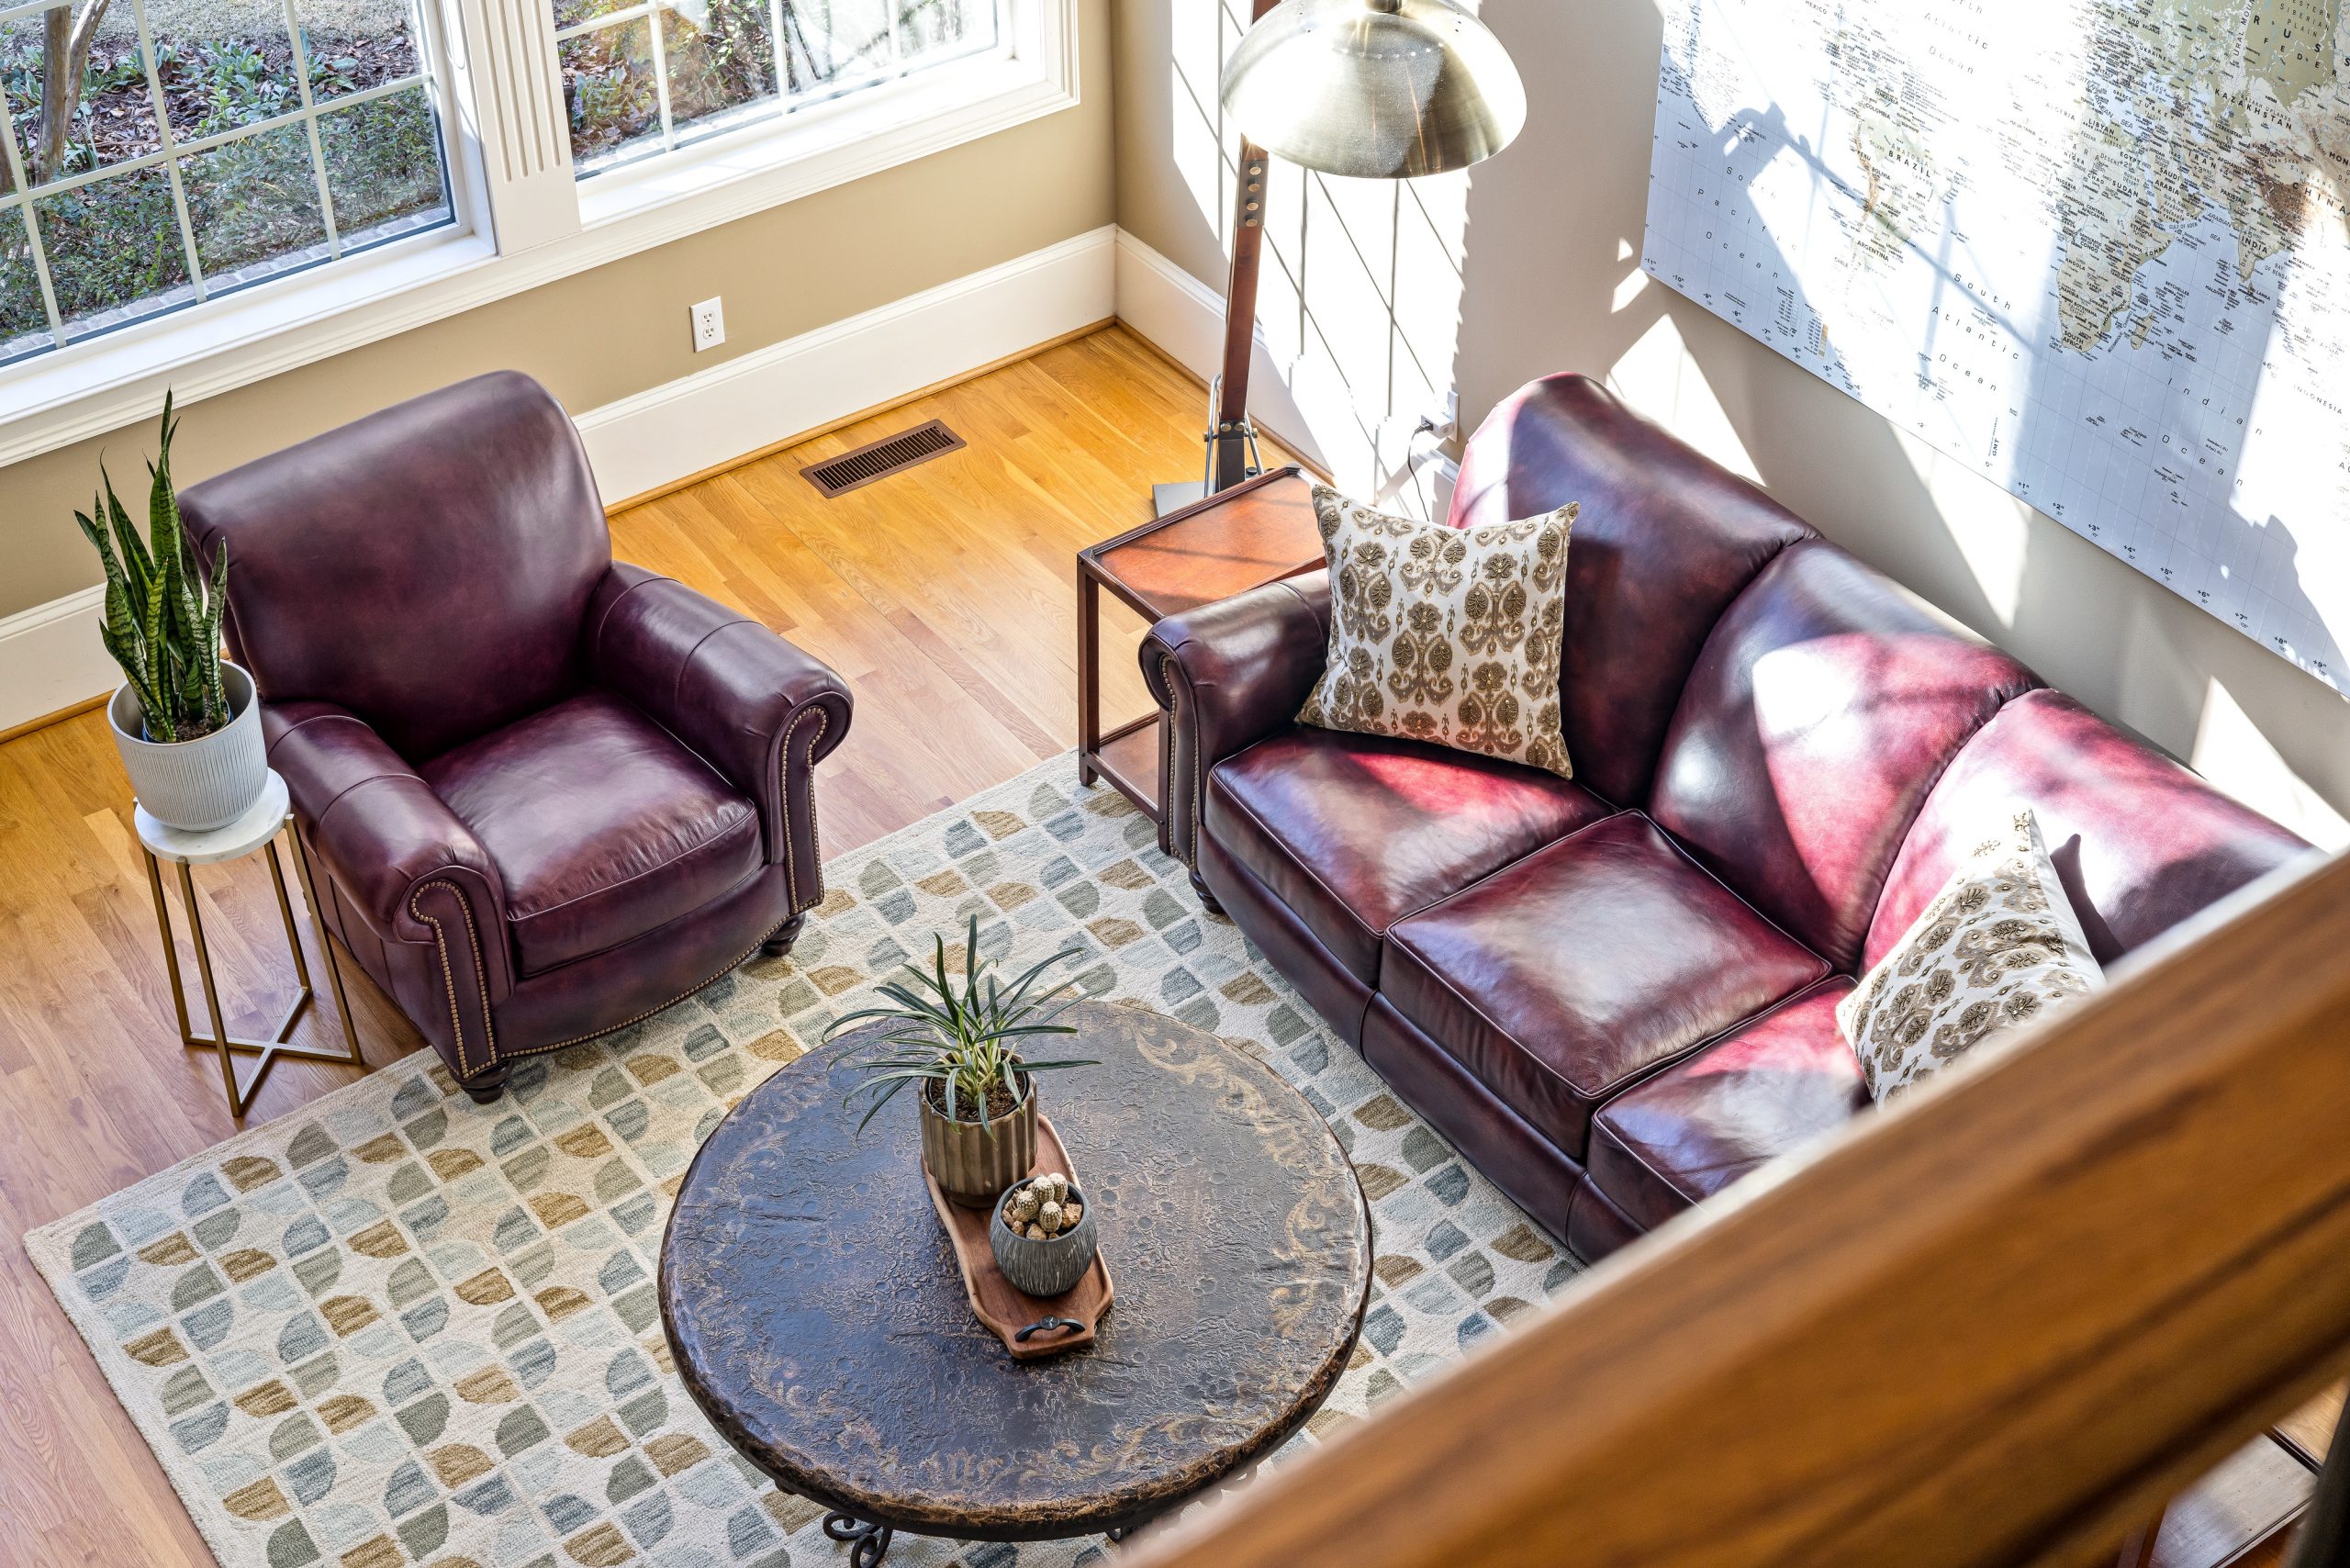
[136,768,364,1118]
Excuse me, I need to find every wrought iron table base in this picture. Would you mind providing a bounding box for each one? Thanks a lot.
[822,1513,893,1567]
[141,834,364,1118]
[817,1511,1163,1564]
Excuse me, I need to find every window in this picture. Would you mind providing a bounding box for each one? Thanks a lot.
[0,0,1075,454]
[0,0,455,364]
[556,0,1001,176]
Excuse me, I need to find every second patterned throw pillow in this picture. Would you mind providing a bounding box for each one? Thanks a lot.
[1837,806,2103,1102]
[1296,485,1578,778]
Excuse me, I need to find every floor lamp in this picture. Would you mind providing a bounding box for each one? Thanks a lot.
[1153,0,1528,516]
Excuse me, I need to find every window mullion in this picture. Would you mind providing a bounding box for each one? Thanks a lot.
[0,108,65,337]
[276,0,347,259]
[125,0,211,303]
[886,0,902,65]
[763,0,789,118]
[646,0,676,153]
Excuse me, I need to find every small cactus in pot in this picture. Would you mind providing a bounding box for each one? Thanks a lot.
[990,1171,1098,1297]
[830,916,1096,1207]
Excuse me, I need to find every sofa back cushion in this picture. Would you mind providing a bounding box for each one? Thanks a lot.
[1647,541,2042,969]
[1864,689,2311,970]
[1449,374,1813,807]
[182,370,611,763]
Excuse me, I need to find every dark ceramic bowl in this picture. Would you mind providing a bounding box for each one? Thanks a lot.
[989,1179,1098,1297]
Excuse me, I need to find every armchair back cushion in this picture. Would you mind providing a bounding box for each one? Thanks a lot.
[1447,375,1814,807]
[181,370,611,762]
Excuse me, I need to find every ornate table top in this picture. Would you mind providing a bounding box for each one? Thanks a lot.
[659,998,1372,1540]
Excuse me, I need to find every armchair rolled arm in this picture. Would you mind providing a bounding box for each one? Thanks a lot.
[1140,568,1331,868]
[587,563,853,913]
[264,700,512,1075]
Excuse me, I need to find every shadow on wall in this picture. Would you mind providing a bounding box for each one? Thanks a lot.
[1436,0,2350,845]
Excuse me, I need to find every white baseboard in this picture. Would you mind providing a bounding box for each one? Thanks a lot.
[1110,229,1324,476]
[576,224,1119,503]
[0,586,112,734]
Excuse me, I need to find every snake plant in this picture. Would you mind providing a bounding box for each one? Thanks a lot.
[830,915,1096,1133]
[73,393,233,743]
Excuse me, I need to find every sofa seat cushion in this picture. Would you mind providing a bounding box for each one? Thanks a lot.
[1383,812,1832,1159]
[1586,981,1863,1231]
[423,692,762,976]
[1204,725,1614,985]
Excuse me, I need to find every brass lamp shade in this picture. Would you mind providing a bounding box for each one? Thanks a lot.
[1218,0,1528,179]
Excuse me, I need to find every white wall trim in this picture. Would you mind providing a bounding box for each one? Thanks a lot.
[1,228,1118,734]
[0,587,113,735]
[576,224,1116,502]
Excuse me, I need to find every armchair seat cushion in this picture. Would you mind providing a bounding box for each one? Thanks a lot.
[422,692,762,976]
[1383,813,1831,1159]
[1203,726,1613,985]
[1585,981,1864,1231]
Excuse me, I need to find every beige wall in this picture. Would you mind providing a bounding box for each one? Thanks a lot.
[0,0,1113,622]
[1113,0,2350,846]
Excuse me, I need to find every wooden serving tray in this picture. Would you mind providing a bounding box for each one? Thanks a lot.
[923,1114,1114,1361]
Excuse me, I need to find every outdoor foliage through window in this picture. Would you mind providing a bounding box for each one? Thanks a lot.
[0,0,452,365]
[558,0,998,174]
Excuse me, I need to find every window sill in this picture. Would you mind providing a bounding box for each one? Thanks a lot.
[0,32,1079,469]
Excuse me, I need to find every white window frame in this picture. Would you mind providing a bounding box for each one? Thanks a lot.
[0,0,1078,465]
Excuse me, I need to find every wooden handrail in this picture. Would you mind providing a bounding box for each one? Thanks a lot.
[1123,846,2350,1568]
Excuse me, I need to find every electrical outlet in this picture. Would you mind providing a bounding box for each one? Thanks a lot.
[690,297,725,353]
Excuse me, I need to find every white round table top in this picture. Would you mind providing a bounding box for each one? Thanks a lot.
[135,770,292,866]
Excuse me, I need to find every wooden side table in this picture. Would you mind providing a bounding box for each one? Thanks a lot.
[1075,466,1326,820]
[137,769,364,1118]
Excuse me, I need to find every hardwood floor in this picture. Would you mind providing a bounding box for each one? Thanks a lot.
[0,323,2316,1566]
[0,325,1283,1566]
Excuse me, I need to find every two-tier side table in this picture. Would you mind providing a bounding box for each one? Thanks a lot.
[1074,466,1326,821]
[136,768,364,1118]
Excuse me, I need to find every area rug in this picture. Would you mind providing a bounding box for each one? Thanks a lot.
[29,756,1583,1568]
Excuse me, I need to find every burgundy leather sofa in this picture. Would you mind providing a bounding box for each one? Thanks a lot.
[1144,374,2310,1260]
[181,372,851,1103]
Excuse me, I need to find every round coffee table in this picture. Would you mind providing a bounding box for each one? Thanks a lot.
[660,998,1372,1562]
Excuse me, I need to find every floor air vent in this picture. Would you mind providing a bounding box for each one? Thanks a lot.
[800,419,966,498]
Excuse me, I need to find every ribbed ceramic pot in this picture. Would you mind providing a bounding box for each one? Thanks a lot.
[920,1076,1036,1208]
[108,662,267,832]
[989,1179,1098,1297]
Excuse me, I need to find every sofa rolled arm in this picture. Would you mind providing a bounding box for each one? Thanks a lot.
[1140,568,1331,868]
[264,700,512,1074]
[587,563,853,913]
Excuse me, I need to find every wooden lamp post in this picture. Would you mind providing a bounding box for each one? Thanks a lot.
[1155,0,1528,514]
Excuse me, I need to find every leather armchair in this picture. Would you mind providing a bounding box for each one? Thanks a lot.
[181,371,852,1102]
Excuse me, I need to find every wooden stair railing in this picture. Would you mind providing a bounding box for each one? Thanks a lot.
[1121,846,2350,1568]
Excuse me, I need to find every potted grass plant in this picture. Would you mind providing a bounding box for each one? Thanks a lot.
[74,395,262,832]
[830,916,1095,1207]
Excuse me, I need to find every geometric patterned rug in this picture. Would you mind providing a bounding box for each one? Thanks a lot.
[28,755,1582,1568]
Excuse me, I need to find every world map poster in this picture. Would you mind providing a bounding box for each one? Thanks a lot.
[1642,0,2350,692]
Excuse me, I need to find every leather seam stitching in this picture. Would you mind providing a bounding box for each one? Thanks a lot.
[1208,768,1381,974]
[496,912,802,1057]
[1588,971,1852,1210]
[500,804,758,924]
[778,704,828,913]
[308,770,432,834]
[408,879,498,1078]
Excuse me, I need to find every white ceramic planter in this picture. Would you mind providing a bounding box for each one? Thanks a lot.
[108,662,268,832]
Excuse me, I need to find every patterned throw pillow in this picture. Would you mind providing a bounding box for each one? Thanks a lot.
[1296,485,1578,778]
[1837,807,2103,1102]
